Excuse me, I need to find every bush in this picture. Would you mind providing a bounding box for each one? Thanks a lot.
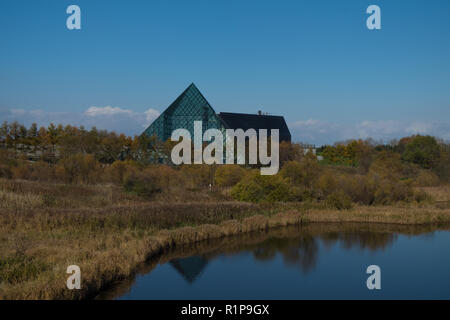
[11,161,56,181]
[155,165,182,190]
[280,154,319,188]
[214,165,247,187]
[402,135,441,169]
[316,169,338,197]
[231,172,298,202]
[123,168,161,198]
[0,164,12,179]
[279,141,303,165]
[181,165,215,189]
[414,170,440,187]
[105,160,139,184]
[0,150,16,179]
[338,176,368,205]
[433,145,450,183]
[57,154,101,184]
[325,190,352,210]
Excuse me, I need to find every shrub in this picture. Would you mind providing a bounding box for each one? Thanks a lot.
[181,165,215,189]
[0,164,12,179]
[11,161,56,181]
[433,145,450,183]
[0,150,16,179]
[231,172,298,202]
[414,170,440,187]
[214,165,247,187]
[123,168,161,198]
[325,190,352,210]
[366,152,417,204]
[105,160,139,184]
[57,154,101,184]
[341,174,374,205]
[279,141,303,165]
[316,169,338,197]
[402,135,441,169]
[155,165,182,190]
[280,154,319,188]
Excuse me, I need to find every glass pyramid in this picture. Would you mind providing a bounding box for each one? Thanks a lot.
[143,83,225,141]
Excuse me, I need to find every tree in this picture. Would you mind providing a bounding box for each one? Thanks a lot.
[0,121,8,148]
[280,152,319,189]
[279,141,303,166]
[402,135,440,169]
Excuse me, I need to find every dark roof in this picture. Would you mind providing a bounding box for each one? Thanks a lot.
[218,112,291,142]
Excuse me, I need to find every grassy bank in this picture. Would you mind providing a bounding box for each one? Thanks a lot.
[98,221,450,299]
[1,178,450,299]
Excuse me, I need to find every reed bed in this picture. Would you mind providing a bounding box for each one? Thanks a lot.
[1,178,450,300]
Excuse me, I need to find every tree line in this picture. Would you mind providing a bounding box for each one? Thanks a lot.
[0,121,172,164]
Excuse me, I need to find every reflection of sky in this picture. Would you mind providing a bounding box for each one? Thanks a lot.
[117,231,450,299]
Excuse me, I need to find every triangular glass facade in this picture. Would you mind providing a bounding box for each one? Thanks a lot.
[143,83,225,141]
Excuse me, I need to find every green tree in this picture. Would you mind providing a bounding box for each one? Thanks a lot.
[402,135,440,169]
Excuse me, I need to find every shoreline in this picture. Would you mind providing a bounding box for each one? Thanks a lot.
[4,204,449,300]
[96,219,450,300]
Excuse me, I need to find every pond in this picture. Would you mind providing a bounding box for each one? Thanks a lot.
[97,223,450,299]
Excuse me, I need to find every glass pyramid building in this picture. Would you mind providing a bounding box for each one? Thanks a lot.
[143,83,225,142]
[143,83,291,142]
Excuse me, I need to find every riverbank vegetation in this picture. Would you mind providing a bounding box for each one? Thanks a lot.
[0,121,449,299]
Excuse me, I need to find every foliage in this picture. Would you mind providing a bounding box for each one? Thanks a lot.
[58,154,101,184]
[181,165,215,188]
[279,141,304,166]
[231,171,299,202]
[325,190,353,210]
[401,135,441,169]
[320,139,373,169]
[0,120,448,204]
[214,165,247,187]
[280,153,319,188]
[123,168,161,198]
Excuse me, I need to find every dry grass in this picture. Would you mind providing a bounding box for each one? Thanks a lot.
[99,222,450,299]
[1,178,450,300]
[420,185,450,202]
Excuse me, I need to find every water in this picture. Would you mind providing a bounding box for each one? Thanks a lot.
[98,223,450,300]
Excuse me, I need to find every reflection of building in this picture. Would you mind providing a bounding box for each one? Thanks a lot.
[169,256,209,283]
[143,83,291,142]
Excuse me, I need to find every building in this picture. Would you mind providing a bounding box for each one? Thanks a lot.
[143,83,291,142]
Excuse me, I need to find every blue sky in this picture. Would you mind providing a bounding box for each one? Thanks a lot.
[1,0,449,144]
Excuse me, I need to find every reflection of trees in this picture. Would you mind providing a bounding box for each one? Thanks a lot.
[281,236,319,273]
[251,236,319,273]
[100,223,446,298]
[169,227,397,280]
[251,230,395,274]
[320,232,396,252]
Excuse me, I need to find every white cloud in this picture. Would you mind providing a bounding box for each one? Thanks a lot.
[85,106,133,117]
[1,107,448,144]
[144,108,161,125]
[290,119,450,145]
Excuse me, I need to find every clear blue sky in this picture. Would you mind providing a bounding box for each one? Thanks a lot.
[1,0,449,144]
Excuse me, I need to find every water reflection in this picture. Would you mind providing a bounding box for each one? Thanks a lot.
[97,222,450,300]
[168,227,397,279]
[170,256,209,283]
